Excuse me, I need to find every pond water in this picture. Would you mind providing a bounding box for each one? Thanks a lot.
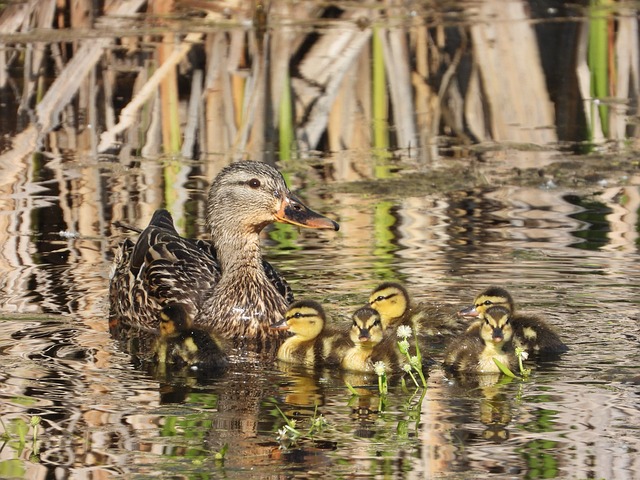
[0,1,639,479]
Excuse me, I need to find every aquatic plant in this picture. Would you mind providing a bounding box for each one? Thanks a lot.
[373,360,388,395]
[396,325,427,389]
[274,404,327,449]
[494,347,531,379]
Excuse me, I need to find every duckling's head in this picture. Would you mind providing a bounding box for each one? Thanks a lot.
[458,287,514,318]
[159,304,191,337]
[479,305,513,346]
[206,161,339,241]
[367,282,410,328]
[350,307,384,347]
[270,299,326,341]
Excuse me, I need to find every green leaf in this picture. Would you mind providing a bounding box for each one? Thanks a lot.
[493,358,517,378]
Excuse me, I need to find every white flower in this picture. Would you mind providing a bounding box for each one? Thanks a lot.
[276,427,288,441]
[373,361,387,376]
[410,355,421,369]
[402,363,412,373]
[397,325,413,339]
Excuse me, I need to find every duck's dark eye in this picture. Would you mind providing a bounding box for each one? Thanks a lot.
[248,178,261,189]
[375,295,385,302]
[293,312,302,318]
[373,318,381,327]
[483,300,493,306]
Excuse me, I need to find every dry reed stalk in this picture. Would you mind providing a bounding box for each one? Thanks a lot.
[379,27,417,153]
[411,23,438,163]
[327,48,372,156]
[153,0,182,154]
[203,33,231,156]
[611,10,639,141]
[242,33,268,162]
[182,69,203,158]
[469,0,557,147]
[294,19,372,150]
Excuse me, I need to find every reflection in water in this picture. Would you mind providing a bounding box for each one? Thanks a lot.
[0,179,639,477]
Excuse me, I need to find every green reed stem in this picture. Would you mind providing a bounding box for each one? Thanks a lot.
[588,0,612,137]
[279,70,294,161]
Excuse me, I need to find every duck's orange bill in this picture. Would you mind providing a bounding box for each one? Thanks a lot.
[275,193,339,231]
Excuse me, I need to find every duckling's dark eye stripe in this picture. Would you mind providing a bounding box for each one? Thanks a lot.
[375,292,397,302]
[286,312,316,320]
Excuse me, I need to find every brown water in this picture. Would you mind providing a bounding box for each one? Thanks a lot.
[0,1,639,479]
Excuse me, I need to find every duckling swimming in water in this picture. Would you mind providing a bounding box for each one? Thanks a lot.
[341,307,401,373]
[156,304,228,373]
[458,287,567,356]
[444,305,516,374]
[269,300,349,367]
[366,282,463,341]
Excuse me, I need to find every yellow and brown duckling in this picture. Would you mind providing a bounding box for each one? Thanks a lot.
[341,307,401,373]
[155,304,228,373]
[458,286,567,357]
[444,305,516,374]
[110,161,339,353]
[367,282,463,341]
[269,300,350,368]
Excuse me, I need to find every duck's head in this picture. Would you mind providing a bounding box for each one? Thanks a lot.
[207,161,339,238]
[350,307,384,347]
[366,282,410,328]
[270,300,325,341]
[479,305,513,346]
[458,287,514,318]
[159,304,191,337]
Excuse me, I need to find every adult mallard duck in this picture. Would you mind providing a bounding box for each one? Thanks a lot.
[109,161,339,352]
[366,282,463,341]
[444,305,516,374]
[458,287,567,356]
[269,299,350,367]
[155,303,228,373]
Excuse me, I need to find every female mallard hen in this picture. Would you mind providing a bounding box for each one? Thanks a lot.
[458,287,567,356]
[155,303,228,373]
[444,305,516,374]
[269,300,350,367]
[366,282,463,341]
[110,161,339,352]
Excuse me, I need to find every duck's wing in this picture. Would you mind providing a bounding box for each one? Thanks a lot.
[110,209,220,328]
[262,259,294,304]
